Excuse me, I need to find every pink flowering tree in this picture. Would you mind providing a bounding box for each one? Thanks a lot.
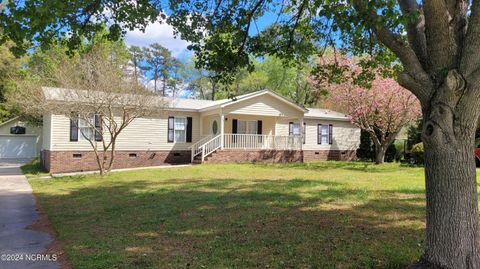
[314,54,421,164]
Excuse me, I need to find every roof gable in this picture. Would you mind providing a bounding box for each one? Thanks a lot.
[200,90,307,113]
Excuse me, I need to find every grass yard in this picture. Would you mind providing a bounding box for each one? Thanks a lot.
[30,162,452,268]
[21,158,50,178]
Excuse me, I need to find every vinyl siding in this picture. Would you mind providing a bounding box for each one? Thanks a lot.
[275,119,290,136]
[50,111,200,151]
[303,119,360,151]
[276,118,360,151]
[223,94,304,118]
[201,114,221,136]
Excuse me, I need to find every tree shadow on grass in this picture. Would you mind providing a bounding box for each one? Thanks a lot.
[253,161,420,174]
[36,178,426,269]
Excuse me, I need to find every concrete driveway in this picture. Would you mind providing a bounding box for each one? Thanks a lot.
[0,159,59,269]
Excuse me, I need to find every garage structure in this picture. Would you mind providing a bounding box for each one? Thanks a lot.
[0,117,42,159]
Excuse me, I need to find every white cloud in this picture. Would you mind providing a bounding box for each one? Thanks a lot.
[125,21,190,57]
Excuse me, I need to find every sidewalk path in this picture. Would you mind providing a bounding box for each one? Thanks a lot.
[0,159,59,269]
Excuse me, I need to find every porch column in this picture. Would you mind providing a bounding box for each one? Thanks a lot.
[199,115,203,137]
[299,117,304,150]
[220,112,225,149]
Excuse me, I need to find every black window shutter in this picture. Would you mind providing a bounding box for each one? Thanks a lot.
[257,120,262,135]
[168,116,174,143]
[232,119,238,134]
[329,124,333,144]
[317,124,322,145]
[94,114,102,142]
[70,113,78,142]
[289,122,293,136]
[186,117,193,142]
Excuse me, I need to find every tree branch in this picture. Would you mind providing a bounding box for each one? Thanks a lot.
[352,0,433,101]
[397,71,430,104]
[286,0,307,53]
[397,0,428,66]
[422,0,467,75]
[238,0,264,55]
[460,0,480,77]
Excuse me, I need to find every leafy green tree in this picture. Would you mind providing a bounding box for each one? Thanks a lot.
[142,43,178,95]
[27,28,129,85]
[182,56,221,100]
[227,56,319,106]
[168,57,185,98]
[0,41,26,122]
[4,0,480,267]
[128,45,144,84]
[0,1,158,56]
[8,32,131,124]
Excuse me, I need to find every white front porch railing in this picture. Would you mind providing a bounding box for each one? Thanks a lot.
[223,134,302,150]
[201,134,222,162]
[190,135,213,162]
[191,134,302,163]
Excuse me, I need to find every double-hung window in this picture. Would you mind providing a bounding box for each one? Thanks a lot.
[78,115,94,140]
[318,124,333,144]
[168,116,192,143]
[174,117,187,143]
[289,122,301,136]
[70,113,102,142]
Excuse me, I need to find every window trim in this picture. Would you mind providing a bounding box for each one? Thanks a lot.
[289,122,301,136]
[70,113,102,142]
[317,124,332,145]
[173,117,187,143]
[168,116,174,143]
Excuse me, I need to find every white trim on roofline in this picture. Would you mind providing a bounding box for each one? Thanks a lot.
[42,87,353,122]
[0,117,20,127]
[304,115,351,121]
[199,89,308,113]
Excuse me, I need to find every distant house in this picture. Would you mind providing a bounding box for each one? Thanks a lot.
[0,117,42,158]
[40,87,360,173]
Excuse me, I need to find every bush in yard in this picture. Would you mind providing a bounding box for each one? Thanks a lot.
[385,144,397,163]
[394,140,405,162]
[411,143,424,165]
[407,119,423,150]
[357,129,397,163]
[356,130,375,161]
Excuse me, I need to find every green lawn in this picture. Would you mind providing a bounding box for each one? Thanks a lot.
[30,162,449,268]
[21,158,50,178]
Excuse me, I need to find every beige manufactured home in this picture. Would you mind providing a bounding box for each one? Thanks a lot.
[40,87,360,173]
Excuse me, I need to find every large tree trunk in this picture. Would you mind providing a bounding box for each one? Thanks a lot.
[375,145,387,164]
[422,139,480,268]
[420,80,480,268]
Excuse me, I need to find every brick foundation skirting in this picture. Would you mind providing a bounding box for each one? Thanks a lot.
[42,149,357,173]
[42,150,191,173]
[204,150,304,163]
[303,150,357,161]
